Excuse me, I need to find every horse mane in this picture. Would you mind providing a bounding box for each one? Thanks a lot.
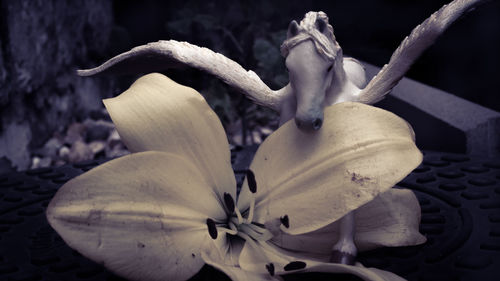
[280,11,341,62]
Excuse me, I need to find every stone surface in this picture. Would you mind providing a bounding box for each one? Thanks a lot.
[365,63,500,157]
[0,0,115,170]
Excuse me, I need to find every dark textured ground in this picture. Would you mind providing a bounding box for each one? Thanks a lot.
[0,146,499,281]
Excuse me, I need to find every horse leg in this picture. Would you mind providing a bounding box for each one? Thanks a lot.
[330,211,357,265]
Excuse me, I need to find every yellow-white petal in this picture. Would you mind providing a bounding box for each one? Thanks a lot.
[293,263,407,281]
[47,151,226,281]
[104,73,236,199]
[271,188,426,255]
[350,188,426,250]
[238,239,407,281]
[202,243,277,281]
[237,102,422,235]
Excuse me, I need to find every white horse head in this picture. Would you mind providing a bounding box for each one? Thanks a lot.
[281,12,345,131]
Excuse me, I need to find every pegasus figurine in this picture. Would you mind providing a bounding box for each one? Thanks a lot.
[78,0,485,265]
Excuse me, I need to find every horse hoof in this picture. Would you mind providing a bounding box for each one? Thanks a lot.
[329,250,356,265]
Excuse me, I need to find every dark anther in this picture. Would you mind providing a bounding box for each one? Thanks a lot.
[206,218,218,239]
[280,215,290,228]
[284,261,307,271]
[223,192,235,213]
[265,263,275,276]
[246,169,257,193]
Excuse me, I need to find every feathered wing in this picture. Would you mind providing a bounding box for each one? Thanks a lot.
[357,0,484,104]
[78,40,285,111]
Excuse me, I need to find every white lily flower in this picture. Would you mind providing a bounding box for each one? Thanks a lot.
[46,73,425,281]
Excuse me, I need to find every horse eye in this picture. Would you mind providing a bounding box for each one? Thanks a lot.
[327,64,333,72]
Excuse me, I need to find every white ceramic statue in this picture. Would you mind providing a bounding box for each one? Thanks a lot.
[78,0,484,265]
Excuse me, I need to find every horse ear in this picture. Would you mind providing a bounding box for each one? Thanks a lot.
[287,20,300,38]
[315,18,328,34]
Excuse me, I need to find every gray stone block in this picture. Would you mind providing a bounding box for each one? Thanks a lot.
[364,63,500,156]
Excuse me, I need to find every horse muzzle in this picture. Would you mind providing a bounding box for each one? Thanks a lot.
[295,116,323,131]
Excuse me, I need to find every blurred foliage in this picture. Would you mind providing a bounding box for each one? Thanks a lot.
[113,0,500,144]
[163,0,289,144]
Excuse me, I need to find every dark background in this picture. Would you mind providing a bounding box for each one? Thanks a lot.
[0,0,499,171]
[112,0,500,110]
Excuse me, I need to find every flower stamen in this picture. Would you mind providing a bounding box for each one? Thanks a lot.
[234,205,244,224]
[246,195,256,223]
[246,223,273,241]
[245,169,257,223]
[280,215,290,228]
[266,263,275,276]
[236,231,276,267]
[239,224,273,241]
[236,231,259,249]
[228,221,238,232]
[238,231,298,277]
[223,192,235,214]
[217,226,238,236]
[206,218,218,239]
[284,261,307,271]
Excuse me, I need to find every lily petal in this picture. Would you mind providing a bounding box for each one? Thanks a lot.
[47,151,225,281]
[202,241,277,281]
[290,263,407,281]
[349,188,426,250]
[237,102,422,235]
[239,239,406,281]
[270,189,426,255]
[104,73,236,199]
